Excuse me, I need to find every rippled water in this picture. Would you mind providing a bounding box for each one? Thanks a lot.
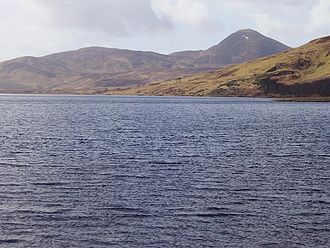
[0,95,329,248]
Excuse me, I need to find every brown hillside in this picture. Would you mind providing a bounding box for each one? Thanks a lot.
[107,36,330,97]
[0,29,290,93]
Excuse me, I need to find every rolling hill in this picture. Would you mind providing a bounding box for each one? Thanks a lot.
[0,29,290,93]
[108,36,330,97]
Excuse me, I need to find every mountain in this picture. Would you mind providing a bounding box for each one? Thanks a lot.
[197,29,290,66]
[0,47,184,92]
[109,36,330,97]
[170,29,290,66]
[0,29,290,93]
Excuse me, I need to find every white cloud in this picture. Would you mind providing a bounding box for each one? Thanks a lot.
[226,0,329,47]
[36,0,170,36]
[310,0,330,30]
[151,0,210,27]
[0,0,329,61]
[0,0,171,61]
[252,14,283,34]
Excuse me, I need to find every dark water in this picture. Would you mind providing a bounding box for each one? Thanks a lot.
[0,95,329,248]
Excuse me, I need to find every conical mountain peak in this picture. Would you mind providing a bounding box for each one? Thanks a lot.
[196,29,291,66]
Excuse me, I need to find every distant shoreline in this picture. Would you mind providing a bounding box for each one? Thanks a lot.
[275,97,330,102]
[1,92,330,102]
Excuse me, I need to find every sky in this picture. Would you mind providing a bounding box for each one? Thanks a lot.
[0,0,329,61]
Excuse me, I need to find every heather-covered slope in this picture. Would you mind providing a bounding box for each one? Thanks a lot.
[0,29,290,93]
[108,36,330,97]
[0,47,184,92]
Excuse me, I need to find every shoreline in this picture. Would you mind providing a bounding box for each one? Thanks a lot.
[1,92,330,102]
[274,97,330,102]
[0,93,272,101]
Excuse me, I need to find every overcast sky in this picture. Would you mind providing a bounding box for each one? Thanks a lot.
[0,0,329,61]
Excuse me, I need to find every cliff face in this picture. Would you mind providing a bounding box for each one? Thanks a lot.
[259,77,330,96]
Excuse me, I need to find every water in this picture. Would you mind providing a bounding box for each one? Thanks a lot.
[0,95,329,248]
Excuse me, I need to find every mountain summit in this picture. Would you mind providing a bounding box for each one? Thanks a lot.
[192,29,290,66]
[0,29,291,93]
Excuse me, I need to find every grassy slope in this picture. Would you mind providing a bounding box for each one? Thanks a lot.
[0,29,292,94]
[107,37,330,97]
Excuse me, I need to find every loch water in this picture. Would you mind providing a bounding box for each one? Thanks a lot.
[0,95,329,248]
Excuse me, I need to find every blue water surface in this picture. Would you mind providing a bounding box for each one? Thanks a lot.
[0,95,329,247]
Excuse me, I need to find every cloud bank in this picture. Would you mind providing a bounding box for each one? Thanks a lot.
[0,0,329,61]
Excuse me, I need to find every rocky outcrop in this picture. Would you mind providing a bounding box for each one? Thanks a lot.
[259,76,330,96]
